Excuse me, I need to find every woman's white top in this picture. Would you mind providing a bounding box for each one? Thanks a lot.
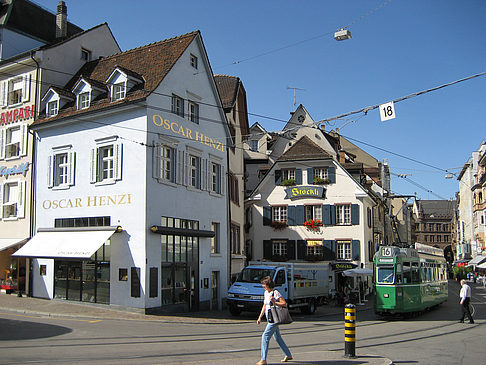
[264,289,282,311]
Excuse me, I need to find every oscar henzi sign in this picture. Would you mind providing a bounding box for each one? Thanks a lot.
[42,194,132,209]
[285,186,325,199]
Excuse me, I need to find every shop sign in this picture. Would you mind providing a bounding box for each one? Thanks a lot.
[152,115,224,152]
[285,186,325,199]
[0,105,34,125]
[42,193,132,209]
[332,262,358,271]
[0,162,29,178]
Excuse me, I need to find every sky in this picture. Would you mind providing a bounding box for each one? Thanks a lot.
[35,0,486,201]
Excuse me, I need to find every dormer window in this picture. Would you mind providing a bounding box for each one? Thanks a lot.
[47,101,59,117]
[112,82,126,101]
[78,92,90,109]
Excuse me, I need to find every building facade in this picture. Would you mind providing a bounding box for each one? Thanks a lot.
[0,0,119,295]
[14,31,231,312]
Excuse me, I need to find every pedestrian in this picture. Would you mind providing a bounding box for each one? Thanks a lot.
[459,279,474,324]
[256,276,293,365]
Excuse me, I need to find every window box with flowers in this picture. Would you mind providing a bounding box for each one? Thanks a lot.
[303,219,322,231]
[304,254,325,262]
[271,254,289,262]
[313,177,331,185]
[271,221,288,230]
[281,179,296,186]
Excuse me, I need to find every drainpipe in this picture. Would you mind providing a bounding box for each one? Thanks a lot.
[26,51,40,297]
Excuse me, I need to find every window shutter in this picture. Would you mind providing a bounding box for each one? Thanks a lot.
[171,148,177,182]
[177,150,184,185]
[323,240,336,260]
[328,166,336,183]
[197,157,202,189]
[274,169,282,185]
[20,124,28,156]
[323,204,332,225]
[330,205,336,225]
[287,240,296,260]
[68,152,75,186]
[220,165,225,195]
[307,168,314,184]
[0,80,7,107]
[201,158,207,190]
[297,240,307,259]
[47,155,53,187]
[352,240,361,261]
[351,204,360,225]
[89,148,97,183]
[16,180,26,218]
[0,183,3,218]
[287,206,296,226]
[263,206,271,226]
[183,152,189,186]
[296,205,305,225]
[22,74,31,103]
[153,143,161,179]
[263,240,273,260]
[114,143,122,180]
[0,128,5,160]
[295,169,302,184]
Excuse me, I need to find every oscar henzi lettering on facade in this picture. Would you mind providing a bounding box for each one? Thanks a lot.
[152,115,225,152]
[42,194,132,209]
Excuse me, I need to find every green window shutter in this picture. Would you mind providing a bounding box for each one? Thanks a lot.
[295,169,302,184]
[297,240,307,259]
[287,240,296,260]
[323,240,336,260]
[323,204,332,225]
[328,166,336,183]
[263,240,273,260]
[263,206,272,226]
[351,204,360,225]
[307,168,314,184]
[352,240,361,261]
[288,206,296,226]
[296,205,305,225]
[275,170,282,185]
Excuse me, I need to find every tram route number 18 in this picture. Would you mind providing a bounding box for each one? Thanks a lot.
[382,247,393,256]
[379,101,396,122]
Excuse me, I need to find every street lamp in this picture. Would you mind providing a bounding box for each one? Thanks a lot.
[334,29,352,41]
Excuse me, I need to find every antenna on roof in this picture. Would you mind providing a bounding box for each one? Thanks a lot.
[286,86,305,110]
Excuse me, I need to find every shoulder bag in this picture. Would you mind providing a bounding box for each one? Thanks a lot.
[269,304,293,325]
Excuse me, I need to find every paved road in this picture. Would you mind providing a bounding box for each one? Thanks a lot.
[0,280,484,364]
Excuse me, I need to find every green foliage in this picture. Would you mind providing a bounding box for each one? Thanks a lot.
[280,179,296,186]
[453,266,472,280]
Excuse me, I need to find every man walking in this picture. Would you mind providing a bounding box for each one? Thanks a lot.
[459,279,474,324]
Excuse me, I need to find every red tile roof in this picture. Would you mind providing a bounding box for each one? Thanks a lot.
[34,31,199,126]
[278,135,333,161]
[214,74,239,109]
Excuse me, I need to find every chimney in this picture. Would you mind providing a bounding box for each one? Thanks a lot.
[56,1,67,39]
[339,150,346,164]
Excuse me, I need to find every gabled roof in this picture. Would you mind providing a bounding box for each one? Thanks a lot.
[0,0,83,44]
[278,135,332,161]
[34,31,199,126]
[417,200,457,219]
[214,74,239,109]
[107,66,143,83]
[73,77,107,93]
[42,86,74,101]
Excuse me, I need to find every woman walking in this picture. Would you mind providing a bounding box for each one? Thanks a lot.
[256,276,292,365]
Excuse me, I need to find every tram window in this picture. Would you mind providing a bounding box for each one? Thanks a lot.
[427,268,432,282]
[377,266,394,284]
[403,262,411,284]
[411,262,419,283]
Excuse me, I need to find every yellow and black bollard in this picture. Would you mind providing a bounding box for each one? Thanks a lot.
[344,304,356,358]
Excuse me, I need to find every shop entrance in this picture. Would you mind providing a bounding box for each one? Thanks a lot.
[54,260,110,304]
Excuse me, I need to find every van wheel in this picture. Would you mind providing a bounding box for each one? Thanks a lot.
[301,300,316,314]
[229,306,242,316]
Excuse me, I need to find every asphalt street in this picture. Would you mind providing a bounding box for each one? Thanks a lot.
[0,280,484,365]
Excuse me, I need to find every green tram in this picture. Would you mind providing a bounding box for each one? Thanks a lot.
[374,245,448,316]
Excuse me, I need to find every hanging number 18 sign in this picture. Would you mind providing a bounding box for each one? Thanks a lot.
[379,101,396,122]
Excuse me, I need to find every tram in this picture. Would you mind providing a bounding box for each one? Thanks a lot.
[374,244,448,316]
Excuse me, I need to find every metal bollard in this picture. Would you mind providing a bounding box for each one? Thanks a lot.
[344,304,356,358]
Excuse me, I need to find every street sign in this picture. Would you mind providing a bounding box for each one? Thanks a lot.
[379,101,396,122]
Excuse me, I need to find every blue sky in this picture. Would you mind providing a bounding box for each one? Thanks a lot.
[36,0,486,200]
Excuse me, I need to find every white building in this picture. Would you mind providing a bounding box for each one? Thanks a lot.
[14,31,231,312]
[0,0,119,295]
[246,135,376,295]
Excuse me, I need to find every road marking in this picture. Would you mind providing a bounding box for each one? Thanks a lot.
[207,348,252,353]
[0,312,101,323]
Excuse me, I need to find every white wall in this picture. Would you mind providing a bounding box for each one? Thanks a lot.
[0,29,45,60]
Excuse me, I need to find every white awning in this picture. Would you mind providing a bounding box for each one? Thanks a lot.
[12,228,117,259]
[0,238,28,252]
[477,262,486,269]
[342,268,373,277]
[468,255,486,266]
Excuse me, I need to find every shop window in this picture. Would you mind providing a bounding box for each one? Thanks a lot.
[0,180,25,219]
[90,140,122,184]
[55,216,111,228]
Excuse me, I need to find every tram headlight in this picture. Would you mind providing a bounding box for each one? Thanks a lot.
[384,294,389,298]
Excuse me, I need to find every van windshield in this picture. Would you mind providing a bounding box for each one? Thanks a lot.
[237,268,275,283]
[377,266,394,284]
